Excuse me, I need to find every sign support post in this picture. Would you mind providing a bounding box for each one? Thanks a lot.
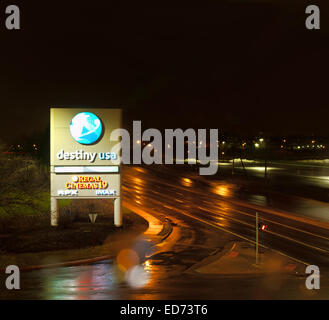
[51,197,59,226]
[255,211,259,265]
[114,197,122,227]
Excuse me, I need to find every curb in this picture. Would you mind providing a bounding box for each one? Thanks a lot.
[158,218,174,241]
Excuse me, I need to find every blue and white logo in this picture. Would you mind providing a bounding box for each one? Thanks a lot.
[69,112,103,145]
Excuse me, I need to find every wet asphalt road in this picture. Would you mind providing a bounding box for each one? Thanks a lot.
[123,165,329,269]
[2,165,329,299]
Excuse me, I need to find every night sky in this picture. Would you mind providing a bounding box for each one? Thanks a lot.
[0,0,328,143]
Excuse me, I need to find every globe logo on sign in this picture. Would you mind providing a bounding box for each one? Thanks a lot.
[69,112,103,145]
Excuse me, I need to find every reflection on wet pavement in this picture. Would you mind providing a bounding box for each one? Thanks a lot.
[3,164,329,299]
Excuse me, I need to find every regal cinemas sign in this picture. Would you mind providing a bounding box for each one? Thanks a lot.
[55,175,118,197]
[66,176,109,190]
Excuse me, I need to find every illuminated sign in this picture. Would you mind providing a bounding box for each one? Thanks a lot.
[65,176,108,190]
[56,176,117,197]
[51,108,121,166]
[54,166,119,173]
[57,189,117,197]
[50,108,122,227]
[96,190,116,196]
[57,190,78,196]
[69,112,103,145]
[56,150,117,163]
[51,173,120,198]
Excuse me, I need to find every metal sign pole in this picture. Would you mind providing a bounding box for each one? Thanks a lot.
[256,211,259,265]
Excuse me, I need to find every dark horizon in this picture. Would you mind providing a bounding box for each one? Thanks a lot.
[1,0,328,143]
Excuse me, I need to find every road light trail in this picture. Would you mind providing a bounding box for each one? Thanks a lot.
[124,168,329,244]
[123,166,329,268]
[125,188,311,266]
